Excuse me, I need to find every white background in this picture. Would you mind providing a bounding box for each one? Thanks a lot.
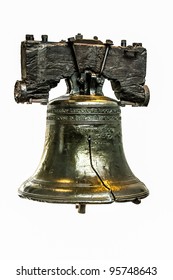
[0,0,173,278]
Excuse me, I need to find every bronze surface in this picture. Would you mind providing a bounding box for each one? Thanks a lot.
[18,95,149,208]
[15,34,150,213]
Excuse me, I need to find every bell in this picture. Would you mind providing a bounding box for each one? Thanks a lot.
[15,34,150,213]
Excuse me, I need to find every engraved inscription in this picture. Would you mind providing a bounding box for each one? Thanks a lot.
[47,114,120,122]
[75,125,121,141]
[47,107,120,115]
[47,106,121,123]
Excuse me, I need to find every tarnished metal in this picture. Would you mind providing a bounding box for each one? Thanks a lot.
[15,34,150,213]
[14,33,149,106]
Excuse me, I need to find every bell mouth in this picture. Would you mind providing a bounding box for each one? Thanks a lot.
[18,177,149,204]
[18,91,149,213]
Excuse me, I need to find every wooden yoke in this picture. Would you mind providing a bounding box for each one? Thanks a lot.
[14,33,149,106]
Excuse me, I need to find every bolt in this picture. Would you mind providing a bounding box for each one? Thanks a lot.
[25,34,34,41]
[106,39,113,45]
[100,40,113,74]
[76,204,86,214]
[68,37,75,43]
[78,77,84,84]
[132,198,141,204]
[96,77,104,85]
[133,42,142,47]
[75,33,83,40]
[121,40,127,47]
[41,35,48,42]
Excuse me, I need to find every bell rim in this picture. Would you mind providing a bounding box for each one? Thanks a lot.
[18,188,149,204]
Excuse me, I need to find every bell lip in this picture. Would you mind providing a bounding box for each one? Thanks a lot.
[18,188,149,204]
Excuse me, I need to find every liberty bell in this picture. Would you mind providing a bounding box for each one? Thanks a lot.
[14,33,150,213]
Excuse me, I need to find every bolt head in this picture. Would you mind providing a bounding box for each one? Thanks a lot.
[68,37,75,42]
[25,34,34,41]
[75,33,83,39]
[106,39,113,45]
[133,42,142,47]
